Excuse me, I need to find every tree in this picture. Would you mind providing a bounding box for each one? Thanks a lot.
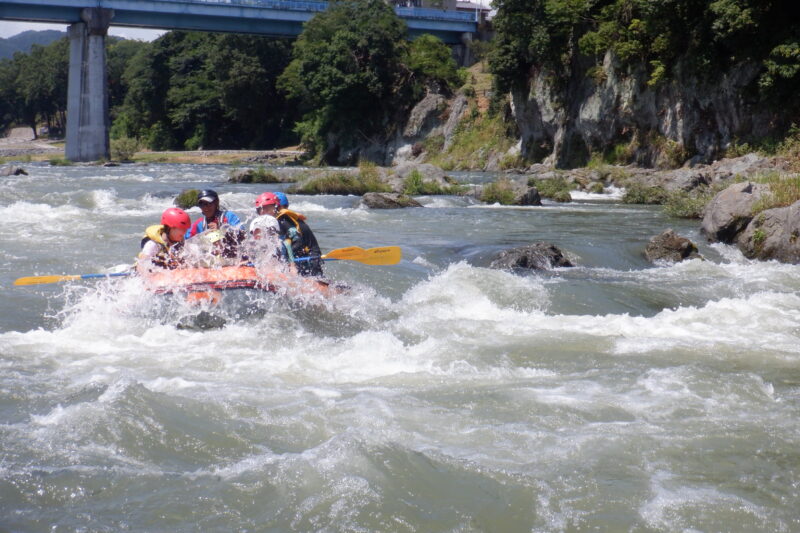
[278,0,414,161]
[407,34,462,93]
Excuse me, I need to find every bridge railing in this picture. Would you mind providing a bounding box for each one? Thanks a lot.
[395,6,475,22]
[157,0,476,22]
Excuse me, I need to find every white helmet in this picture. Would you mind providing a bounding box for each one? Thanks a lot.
[249,215,280,235]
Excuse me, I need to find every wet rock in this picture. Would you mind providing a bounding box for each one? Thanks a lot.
[517,187,542,206]
[645,229,702,263]
[736,200,800,263]
[360,192,422,209]
[701,181,769,243]
[0,166,28,176]
[177,311,227,330]
[490,242,574,270]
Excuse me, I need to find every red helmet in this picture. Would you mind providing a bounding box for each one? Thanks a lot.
[255,192,280,208]
[161,207,191,230]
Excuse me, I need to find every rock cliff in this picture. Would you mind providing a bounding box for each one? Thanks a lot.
[510,52,778,169]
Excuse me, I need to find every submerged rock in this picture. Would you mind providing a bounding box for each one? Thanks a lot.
[177,311,227,330]
[490,242,574,270]
[645,229,701,263]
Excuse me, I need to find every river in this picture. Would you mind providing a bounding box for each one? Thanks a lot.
[1,162,798,531]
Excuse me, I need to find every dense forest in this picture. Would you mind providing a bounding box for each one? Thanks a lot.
[2,0,799,165]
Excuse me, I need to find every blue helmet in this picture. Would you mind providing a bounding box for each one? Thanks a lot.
[274,191,289,208]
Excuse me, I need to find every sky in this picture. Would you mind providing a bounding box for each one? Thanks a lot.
[0,21,165,41]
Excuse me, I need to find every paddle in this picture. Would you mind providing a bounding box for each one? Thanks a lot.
[295,246,401,266]
[13,272,131,286]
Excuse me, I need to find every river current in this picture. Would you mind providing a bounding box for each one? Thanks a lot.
[1,163,798,531]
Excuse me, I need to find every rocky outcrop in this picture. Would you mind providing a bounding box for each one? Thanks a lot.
[644,230,701,263]
[490,243,574,270]
[510,51,779,168]
[700,181,769,243]
[736,201,800,263]
[517,187,542,206]
[360,192,422,209]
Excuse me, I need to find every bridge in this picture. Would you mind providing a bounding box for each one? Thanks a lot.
[0,0,477,160]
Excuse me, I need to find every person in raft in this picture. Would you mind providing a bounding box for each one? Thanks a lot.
[185,189,242,239]
[247,213,297,274]
[137,207,191,272]
[272,191,323,277]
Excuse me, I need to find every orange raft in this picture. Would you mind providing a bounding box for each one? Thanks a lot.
[141,265,341,299]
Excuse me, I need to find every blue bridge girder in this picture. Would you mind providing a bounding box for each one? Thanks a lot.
[0,0,477,43]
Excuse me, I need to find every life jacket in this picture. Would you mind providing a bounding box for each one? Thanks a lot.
[140,224,182,269]
[187,210,242,238]
[276,208,307,232]
[277,208,310,255]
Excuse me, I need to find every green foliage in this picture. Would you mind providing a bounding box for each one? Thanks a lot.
[552,190,572,202]
[110,136,140,161]
[402,169,463,195]
[749,171,800,213]
[499,153,527,170]
[529,176,573,199]
[48,157,73,166]
[114,32,296,151]
[622,182,669,205]
[752,227,766,245]
[490,0,800,113]
[481,177,517,205]
[663,187,718,218]
[426,110,516,170]
[278,0,412,161]
[290,172,391,195]
[174,189,200,210]
[407,34,461,92]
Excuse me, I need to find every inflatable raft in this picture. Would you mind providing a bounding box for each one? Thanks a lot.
[142,265,342,300]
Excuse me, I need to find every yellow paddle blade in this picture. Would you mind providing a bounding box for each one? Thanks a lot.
[14,275,81,286]
[359,246,402,265]
[323,246,367,261]
[321,246,401,265]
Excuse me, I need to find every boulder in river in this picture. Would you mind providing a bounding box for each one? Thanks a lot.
[0,166,27,176]
[360,192,422,209]
[644,229,702,263]
[736,200,800,263]
[701,181,769,243]
[490,242,574,270]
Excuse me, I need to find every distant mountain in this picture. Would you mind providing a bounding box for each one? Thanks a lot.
[0,30,66,59]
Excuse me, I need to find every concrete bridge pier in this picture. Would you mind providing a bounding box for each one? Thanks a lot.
[66,8,113,162]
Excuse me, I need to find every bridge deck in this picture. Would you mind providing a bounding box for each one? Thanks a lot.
[0,0,477,42]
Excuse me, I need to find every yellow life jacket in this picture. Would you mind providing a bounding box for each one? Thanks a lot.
[139,225,177,268]
[143,224,167,247]
[276,208,306,233]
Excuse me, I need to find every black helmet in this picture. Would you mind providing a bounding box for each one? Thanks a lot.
[197,189,219,204]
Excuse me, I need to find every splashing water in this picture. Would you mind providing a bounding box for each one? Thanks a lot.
[1,163,799,531]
